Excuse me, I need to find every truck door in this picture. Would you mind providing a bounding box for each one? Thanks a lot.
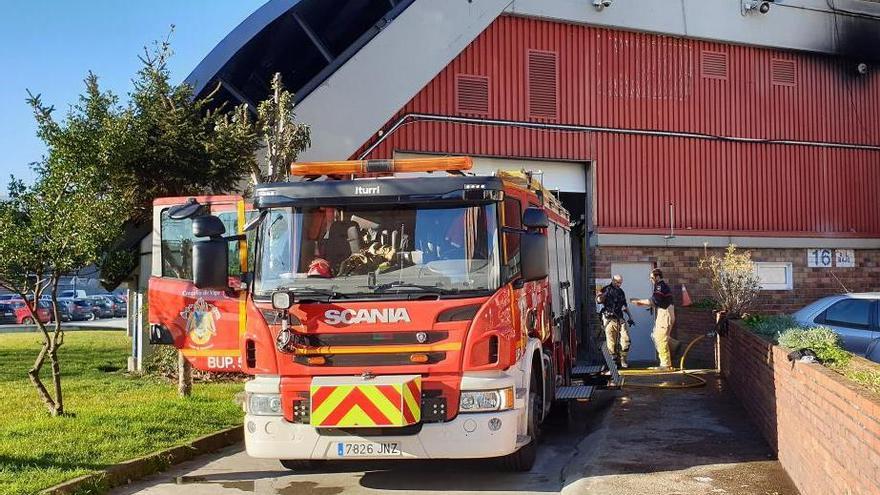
[148,195,250,372]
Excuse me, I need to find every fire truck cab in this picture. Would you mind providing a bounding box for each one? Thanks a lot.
[148,157,584,471]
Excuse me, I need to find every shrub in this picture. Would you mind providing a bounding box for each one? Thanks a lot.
[142,344,179,378]
[777,326,851,366]
[699,245,761,318]
[691,298,719,311]
[744,314,799,342]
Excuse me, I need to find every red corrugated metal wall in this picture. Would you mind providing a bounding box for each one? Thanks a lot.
[355,16,880,238]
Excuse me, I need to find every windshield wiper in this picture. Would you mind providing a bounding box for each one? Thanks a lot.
[276,286,345,301]
[371,281,459,294]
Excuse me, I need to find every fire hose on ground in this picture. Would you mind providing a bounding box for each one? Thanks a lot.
[617,332,717,389]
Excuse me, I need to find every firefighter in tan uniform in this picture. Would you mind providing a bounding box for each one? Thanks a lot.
[632,269,677,371]
[596,275,635,368]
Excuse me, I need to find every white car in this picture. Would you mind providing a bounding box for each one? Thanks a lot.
[792,293,880,362]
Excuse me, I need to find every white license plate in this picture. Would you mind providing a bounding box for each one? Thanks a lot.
[336,442,401,457]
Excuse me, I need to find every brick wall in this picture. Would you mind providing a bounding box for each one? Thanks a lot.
[593,246,880,314]
[720,322,880,495]
[672,307,716,369]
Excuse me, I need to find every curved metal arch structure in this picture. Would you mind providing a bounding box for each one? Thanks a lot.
[184,0,414,109]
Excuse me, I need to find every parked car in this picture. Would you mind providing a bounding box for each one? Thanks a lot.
[91,294,125,318]
[87,296,115,319]
[65,298,97,321]
[0,301,50,325]
[0,294,21,304]
[792,293,880,360]
[109,295,127,317]
[59,289,87,299]
[10,300,51,324]
[52,300,73,322]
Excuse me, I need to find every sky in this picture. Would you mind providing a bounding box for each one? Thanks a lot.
[0,1,265,184]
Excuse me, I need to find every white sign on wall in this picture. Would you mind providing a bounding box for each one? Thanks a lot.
[835,249,856,268]
[807,249,833,268]
[806,248,857,268]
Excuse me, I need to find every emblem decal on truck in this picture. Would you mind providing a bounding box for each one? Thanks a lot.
[180,298,222,346]
[324,308,411,325]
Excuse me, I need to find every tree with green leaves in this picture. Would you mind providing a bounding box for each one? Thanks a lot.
[252,72,311,184]
[5,31,314,410]
[0,129,126,416]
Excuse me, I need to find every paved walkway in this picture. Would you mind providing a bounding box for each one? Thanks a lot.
[565,373,798,495]
[111,373,797,495]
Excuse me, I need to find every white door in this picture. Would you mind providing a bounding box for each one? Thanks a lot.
[611,263,655,363]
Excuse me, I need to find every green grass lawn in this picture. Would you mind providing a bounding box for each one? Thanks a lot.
[0,331,244,495]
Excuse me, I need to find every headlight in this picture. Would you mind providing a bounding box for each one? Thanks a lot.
[245,393,283,416]
[459,387,514,413]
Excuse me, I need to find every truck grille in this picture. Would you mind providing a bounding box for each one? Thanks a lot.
[294,352,445,367]
[294,331,447,347]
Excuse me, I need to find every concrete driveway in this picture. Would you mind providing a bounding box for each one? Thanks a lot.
[111,374,798,495]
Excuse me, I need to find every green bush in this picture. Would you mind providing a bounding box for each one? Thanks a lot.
[743,314,799,342]
[691,298,718,311]
[843,367,880,396]
[142,344,179,378]
[777,326,851,366]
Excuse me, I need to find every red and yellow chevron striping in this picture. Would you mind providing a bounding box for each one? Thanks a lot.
[310,376,421,427]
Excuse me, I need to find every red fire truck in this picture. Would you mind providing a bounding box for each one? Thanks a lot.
[148,157,593,470]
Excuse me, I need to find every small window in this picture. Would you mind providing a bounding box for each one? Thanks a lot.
[160,206,206,280]
[503,198,522,229]
[754,262,793,290]
[501,198,523,281]
[821,299,872,330]
[502,232,521,281]
[215,211,243,277]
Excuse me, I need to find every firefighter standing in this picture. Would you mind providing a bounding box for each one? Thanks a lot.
[596,274,635,368]
[631,268,677,371]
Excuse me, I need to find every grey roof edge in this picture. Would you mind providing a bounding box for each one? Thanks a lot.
[183,0,302,95]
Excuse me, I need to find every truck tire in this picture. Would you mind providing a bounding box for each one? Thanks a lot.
[280,459,325,471]
[500,368,541,471]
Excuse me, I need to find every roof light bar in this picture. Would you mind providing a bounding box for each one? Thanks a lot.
[290,156,473,176]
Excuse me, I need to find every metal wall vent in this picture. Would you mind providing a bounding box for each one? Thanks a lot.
[701,50,729,80]
[771,58,797,87]
[455,74,490,115]
[528,50,558,119]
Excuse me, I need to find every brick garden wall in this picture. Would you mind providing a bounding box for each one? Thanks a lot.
[720,322,880,495]
[672,307,716,369]
[593,246,880,314]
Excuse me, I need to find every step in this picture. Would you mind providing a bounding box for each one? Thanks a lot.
[601,346,623,388]
[555,384,596,401]
[571,363,604,376]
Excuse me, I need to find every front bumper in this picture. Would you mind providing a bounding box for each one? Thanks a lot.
[244,372,526,461]
[244,409,520,460]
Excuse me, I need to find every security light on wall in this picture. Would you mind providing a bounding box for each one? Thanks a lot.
[742,0,774,15]
[592,0,613,11]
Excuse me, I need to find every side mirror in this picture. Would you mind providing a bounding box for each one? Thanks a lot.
[523,207,549,229]
[168,198,204,220]
[193,239,229,289]
[193,215,226,238]
[520,232,549,282]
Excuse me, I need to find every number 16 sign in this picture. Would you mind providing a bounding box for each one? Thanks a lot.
[807,249,832,268]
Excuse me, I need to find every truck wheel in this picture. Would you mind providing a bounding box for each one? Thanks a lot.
[280,459,325,471]
[500,369,541,471]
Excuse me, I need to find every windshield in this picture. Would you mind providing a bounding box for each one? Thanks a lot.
[255,203,500,297]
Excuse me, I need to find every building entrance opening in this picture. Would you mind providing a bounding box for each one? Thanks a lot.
[610,262,656,364]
